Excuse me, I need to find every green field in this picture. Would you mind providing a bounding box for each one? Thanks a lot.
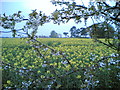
[2,38,120,88]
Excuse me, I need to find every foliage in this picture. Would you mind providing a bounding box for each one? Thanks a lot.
[49,30,59,38]
[63,32,68,37]
[89,22,115,38]
[70,26,88,38]
[80,28,88,37]
[70,26,77,37]
[0,0,120,89]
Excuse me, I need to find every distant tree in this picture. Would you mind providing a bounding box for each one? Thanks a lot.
[89,22,115,38]
[75,29,81,37]
[63,32,68,37]
[49,30,59,38]
[80,28,88,37]
[70,27,88,38]
[70,26,76,37]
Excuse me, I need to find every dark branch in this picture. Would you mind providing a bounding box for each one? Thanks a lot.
[95,39,118,51]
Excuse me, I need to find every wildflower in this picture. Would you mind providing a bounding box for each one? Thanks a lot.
[44,48,48,51]
[99,62,106,67]
[96,81,99,83]
[34,50,37,52]
[61,60,68,64]
[44,61,47,63]
[116,66,120,69]
[85,79,89,83]
[42,64,47,67]
[108,68,111,70]
[111,53,116,57]
[47,85,51,88]
[26,41,30,43]
[52,51,60,56]
[35,46,40,48]
[30,39,35,42]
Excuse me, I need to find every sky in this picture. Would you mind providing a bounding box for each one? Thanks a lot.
[0,0,116,37]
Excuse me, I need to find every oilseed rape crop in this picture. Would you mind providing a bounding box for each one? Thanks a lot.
[2,38,120,89]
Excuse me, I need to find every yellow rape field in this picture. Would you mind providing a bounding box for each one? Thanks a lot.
[1,38,119,88]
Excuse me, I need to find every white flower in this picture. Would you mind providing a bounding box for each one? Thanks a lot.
[55,52,60,55]
[116,66,120,69]
[52,51,60,56]
[84,72,87,75]
[47,85,51,88]
[85,79,89,83]
[34,50,37,52]
[116,60,120,63]
[50,81,54,84]
[30,39,35,42]
[42,64,47,67]
[35,46,39,48]
[19,70,24,73]
[61,60,68,64]
[96,81,99,83]
[99,62,106,67]
[111,53,116,57]
[110,61,116,64]
[62,53,65,55]
[26,41,30,43]
[44,48,48,51]
[108,68,111,70]
[89,75,94,78]
[44,61,47,63]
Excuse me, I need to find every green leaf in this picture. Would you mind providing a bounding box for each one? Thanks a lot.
[7,80,11,84]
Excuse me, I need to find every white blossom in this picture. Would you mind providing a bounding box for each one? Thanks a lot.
[42,64,47,67]
[111,53,116,57]
[44,48,48,51]
[44,61,47,63]
[35,46,40,48]
[30,39,35,42]
[96,81,99,83]
[99,62,106,67]
[33,50,37,52]
[108,68,111,70]
[116,66,120,69]
[26,41,30,43]
[47,85,51,88]
[52,51,60,56]
[85,79,89,83]
[61,60,68,64]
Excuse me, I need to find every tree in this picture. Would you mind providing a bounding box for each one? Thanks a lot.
[80,28,88,37]
[63,32,68,37]
[49,30,59,38]
[89,22,115,38]
[70,27,88,38]
[75,28,81,37]
[1,1,120,89]
[69,26,76,37]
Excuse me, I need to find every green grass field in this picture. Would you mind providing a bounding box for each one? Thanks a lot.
[2,38,120,88]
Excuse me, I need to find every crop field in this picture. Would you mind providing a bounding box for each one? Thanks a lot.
[1,38,120,88]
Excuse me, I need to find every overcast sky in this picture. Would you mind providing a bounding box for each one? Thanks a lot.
[0,0,115,37]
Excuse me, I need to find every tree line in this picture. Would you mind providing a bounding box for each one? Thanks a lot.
[50,22,115,38]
